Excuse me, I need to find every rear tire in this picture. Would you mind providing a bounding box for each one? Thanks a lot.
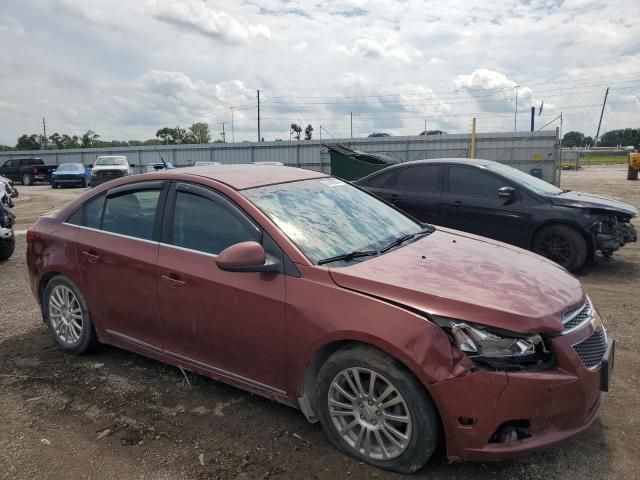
[316,345,439,474]
[0,234,15,261]
[43,276,98,354]
[51,182,58,189]
[22,173,33,186]
[532,224,587,272]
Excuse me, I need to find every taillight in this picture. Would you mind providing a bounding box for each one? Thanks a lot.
[32,167,38,174]
[26,229,36,244]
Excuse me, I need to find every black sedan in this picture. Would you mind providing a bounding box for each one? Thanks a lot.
[355,158,637,271]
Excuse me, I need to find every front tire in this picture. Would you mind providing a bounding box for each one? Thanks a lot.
[0,234,15,261]
[316,345,439,474]
[43,276,98,354]
[532,224,587,272]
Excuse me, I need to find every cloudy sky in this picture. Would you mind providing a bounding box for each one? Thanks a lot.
[1,0,639,145]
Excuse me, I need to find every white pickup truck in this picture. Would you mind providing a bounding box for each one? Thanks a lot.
[90,156,133,187]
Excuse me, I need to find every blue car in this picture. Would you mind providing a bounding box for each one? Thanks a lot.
[51,163,91,188]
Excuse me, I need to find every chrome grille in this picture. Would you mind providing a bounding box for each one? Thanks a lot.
[563,300,593,332]
[573,328,607,369]
[95,170,124,178]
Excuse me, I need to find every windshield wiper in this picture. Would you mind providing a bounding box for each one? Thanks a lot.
[380,227,434,253]
[317,249,379,265]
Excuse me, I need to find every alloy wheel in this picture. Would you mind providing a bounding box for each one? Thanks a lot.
[328,367,412,460]
[48,285,84,345]
[538,233,572,264]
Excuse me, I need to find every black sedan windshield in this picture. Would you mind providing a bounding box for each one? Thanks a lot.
[486,162,562,195]
[243,177,423,264]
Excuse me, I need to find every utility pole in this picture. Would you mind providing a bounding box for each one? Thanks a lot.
[176,125,181,143]
[514,85,520,132]
[319,125,322,141]
[594,87,609,147]
[230,107,235,143]
[350,112,353,138]
[42,117,47,149]
[470,117,477,159]
[220,122,227,143]
[257,89,261,142]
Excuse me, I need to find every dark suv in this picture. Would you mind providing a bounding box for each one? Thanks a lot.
[356,158,637,271]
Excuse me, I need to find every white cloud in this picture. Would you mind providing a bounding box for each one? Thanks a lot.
[155,0,271,44]
[0,0,639,144]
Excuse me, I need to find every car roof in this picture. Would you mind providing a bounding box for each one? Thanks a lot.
[399,158,497,167]
[178,164,327,190]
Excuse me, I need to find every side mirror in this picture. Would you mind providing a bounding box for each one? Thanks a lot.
[498,186,516,199]
[130,163,136,167]
[217,241,280,273]
[88,164,93,168]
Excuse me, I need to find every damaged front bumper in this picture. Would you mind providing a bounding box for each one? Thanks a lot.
[595,221,637,255]
[428,321,611,462]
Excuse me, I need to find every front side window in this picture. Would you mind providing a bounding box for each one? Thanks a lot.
[243,178,422,263]
[448,166,506,198]
[392,165,441,192]
[102,190,160,240]
[171,192,257,255]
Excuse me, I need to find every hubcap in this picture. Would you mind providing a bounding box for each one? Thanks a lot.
[48,285,83,345]
[328,367,412,460]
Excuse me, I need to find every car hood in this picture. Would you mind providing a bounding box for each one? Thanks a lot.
[53,169,84,175]
[328,228,584,334]
[92,164,128,171]
[549,191,637,217]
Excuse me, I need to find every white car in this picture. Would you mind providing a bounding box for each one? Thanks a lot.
[90,156,132,186]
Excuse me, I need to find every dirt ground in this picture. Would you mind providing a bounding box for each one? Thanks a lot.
[1,166,638,479]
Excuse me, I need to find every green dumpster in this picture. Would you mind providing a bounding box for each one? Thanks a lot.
[326,144,400,181]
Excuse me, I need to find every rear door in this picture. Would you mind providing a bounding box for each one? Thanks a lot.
[156,183,287,392]
[441,165,526,244]
[73,180,167,348]
[384,164,443,223]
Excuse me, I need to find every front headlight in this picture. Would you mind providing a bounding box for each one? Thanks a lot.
[433,317,554,370]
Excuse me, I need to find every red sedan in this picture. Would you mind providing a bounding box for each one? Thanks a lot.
[26,165,614,473]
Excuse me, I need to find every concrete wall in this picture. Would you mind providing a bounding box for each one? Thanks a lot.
[0,130,560,183]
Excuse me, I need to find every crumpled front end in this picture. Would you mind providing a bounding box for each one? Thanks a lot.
[592,214,637,257]
[427,300,613,462]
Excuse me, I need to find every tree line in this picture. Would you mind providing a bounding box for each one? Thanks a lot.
[2,122,215,151]
[562,128,640,148]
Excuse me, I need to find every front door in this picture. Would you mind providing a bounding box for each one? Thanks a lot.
[156,183,287,392]
[440,165,526,245]
[74,182,165,348]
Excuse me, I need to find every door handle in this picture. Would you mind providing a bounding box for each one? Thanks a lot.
[81,250,100,263]
[453,200,463,207]
[389,193,400,203]
[161,273,187,287]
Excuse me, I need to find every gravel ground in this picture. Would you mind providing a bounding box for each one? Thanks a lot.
[0,167,638,479]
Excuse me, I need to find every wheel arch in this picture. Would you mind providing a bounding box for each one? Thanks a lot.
[298,336,439,424]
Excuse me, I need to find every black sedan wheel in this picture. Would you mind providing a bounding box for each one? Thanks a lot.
[532,224,587,272]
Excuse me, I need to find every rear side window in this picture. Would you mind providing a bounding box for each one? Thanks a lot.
[448,166,505,198]
[366,170,395,187]
[171,191,257,255]
[391,165,442,192]
[84,194,105,229]
[102,190,160,240]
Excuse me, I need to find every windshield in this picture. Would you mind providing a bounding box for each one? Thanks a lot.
[56,163,83,171]
[485,162,562,195]
[95,156,127,166]
[243,177,423,264]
